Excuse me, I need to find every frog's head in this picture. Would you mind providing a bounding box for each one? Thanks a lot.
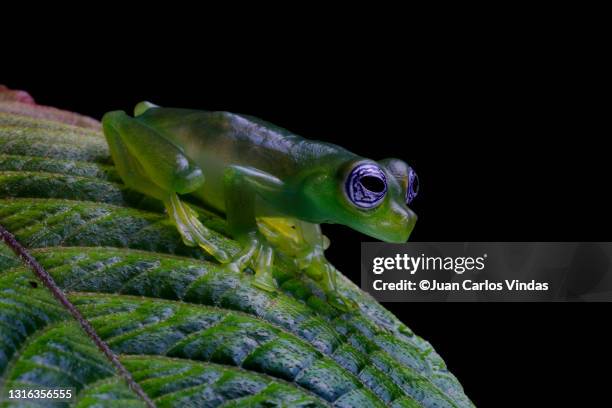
[300,158,419,242]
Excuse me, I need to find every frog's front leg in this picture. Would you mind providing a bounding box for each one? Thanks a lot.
[102,111,230,263]
[223,166,285,291]
[258,218,357,310]
[292,222,357,310]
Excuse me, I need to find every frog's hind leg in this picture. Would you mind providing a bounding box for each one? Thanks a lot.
[102,111,230,263]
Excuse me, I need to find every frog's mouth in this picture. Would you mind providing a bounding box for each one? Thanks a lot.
[349,208,417,243]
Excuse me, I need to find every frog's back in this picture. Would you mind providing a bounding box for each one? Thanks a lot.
[137,108,355,178]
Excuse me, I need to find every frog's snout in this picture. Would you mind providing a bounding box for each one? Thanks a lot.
[357,202,417,243]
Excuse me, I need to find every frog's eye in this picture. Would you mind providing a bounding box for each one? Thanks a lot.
[345,163,387,209]
[406,168,419,204]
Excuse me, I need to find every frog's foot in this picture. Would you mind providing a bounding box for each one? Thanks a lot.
[303,253,358,312]
[326,290,359,312]
[222,235,278,292]
[165,193,230,263]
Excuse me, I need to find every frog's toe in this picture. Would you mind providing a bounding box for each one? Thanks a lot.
[327,292,358,312]
[252,243,278,291]
[312,258,357,311]
[303,260,324,280]
[219,262,241,275]
[182,202,230,263]
[220,238,279,291]
[166,194,230,263]
[177,230,197,248]
[194,237,230,264]
[252,274,278,292]
[176,222,229,263]
[221,239,258,274]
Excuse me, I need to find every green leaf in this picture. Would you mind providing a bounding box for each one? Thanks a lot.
[0,91,475,407]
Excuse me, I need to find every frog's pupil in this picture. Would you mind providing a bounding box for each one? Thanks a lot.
[361,176,385,193]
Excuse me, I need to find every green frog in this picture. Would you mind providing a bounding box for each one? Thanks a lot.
[102,102,418,309]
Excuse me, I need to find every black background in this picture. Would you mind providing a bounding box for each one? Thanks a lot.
[3,31,609,406]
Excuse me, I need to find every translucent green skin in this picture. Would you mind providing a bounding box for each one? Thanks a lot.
[102,103,417,309]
